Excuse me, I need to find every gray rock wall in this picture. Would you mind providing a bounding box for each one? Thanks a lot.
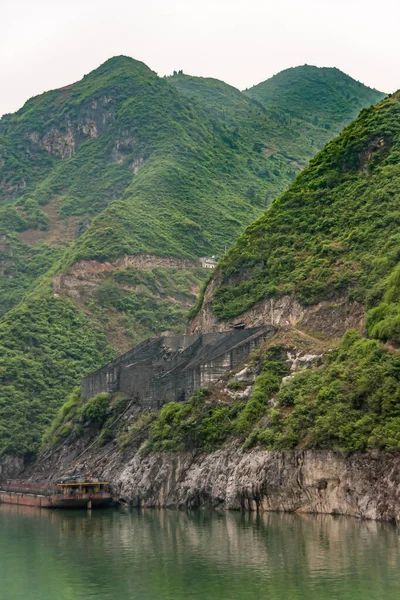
[115,447,400,523]
[0,455,24,481]
[28,437,400,524]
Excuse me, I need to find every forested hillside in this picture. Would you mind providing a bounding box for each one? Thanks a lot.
[245,65,384,149]
[168,73,310,203]
[0,57,384,458]
[193,91,400,452]
[0,56,265,317]
[170,67,384,196]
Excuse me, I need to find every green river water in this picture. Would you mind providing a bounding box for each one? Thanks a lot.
[0,504,399,600]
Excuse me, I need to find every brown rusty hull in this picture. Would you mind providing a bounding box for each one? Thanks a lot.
[0,491,53,508]
[0,491,112,509]
[50,494,112,508]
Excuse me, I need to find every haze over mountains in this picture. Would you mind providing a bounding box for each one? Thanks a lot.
[0,56,384,457]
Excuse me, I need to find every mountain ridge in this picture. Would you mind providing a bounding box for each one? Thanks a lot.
[0,56,386,458]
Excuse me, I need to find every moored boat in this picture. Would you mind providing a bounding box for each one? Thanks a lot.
[0,475,112,509]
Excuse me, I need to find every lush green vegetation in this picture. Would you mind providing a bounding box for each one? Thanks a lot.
[248,332,400,451]
[42,389,133,449]
[41,387,82,447]
[0,296,114,456]
[190,90,400,453]
[168,74,302,203]
[0,57,389,458]
[245,65,384,142]
[0,55,268,457]
[209,93,400,322]
[169,68,383,208]
[1,60,383,314]
[0,235,64,316]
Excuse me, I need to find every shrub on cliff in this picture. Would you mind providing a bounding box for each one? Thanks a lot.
[78,393,110,425]
[247,331,400,452]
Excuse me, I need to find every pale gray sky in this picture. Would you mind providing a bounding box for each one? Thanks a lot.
[2,0,399,116]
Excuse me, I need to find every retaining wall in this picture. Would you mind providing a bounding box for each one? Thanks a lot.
[81,327,273,408]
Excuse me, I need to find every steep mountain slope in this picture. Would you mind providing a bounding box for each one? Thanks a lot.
[23,89,400,515]
[0,56,265,316]
[0,56,272,457]
[168,74,303,202]
[0,58,386,460]
[193,93,400,324]
[169,70,384,204]
[168,67,384,218]
[245,65,384,154]
[191,91,400,451]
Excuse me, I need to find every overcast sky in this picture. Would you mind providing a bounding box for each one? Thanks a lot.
[2,0,400,117]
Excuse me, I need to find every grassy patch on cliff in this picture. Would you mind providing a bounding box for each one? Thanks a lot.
[41,389,133,450]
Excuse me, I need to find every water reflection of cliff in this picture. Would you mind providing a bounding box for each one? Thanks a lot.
[0,505,399,600]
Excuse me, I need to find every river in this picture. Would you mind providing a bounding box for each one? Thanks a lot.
[0,504,399,600]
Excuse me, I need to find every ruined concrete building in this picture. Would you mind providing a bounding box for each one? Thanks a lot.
[199,256,217,269]
[81,327,271,408]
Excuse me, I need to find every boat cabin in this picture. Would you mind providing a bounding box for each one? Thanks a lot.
[57,480,109,495]
[56,475,109,496]
[0,473,112,509]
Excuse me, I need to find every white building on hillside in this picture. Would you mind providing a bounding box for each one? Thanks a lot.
[199,256,217,269]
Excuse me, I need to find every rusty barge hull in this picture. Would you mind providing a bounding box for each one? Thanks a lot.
[0,490,112,508]
[51,493,112,508]
[0,491,54,508]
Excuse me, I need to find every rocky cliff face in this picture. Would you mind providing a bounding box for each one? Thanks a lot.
[23,437,400,523]
[19,320,399,525]
[116,447,400,523]
[27,96,117,159]
[190,273,365,339]
[0,455,24,480]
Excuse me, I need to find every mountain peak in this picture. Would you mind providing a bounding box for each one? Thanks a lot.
[244,64,385,126]
[88,55,154,78]
[254,63,382,90]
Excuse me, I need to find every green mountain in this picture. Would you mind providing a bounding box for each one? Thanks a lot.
[0,63,384,320]
[0,57,385,458]
[244,64,384,147]
[0,57,264,317]
[169,69,384,201]
[194,91,400,451]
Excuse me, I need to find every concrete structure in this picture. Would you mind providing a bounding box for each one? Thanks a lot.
[199,256,217,269]
[81,328,272,408]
